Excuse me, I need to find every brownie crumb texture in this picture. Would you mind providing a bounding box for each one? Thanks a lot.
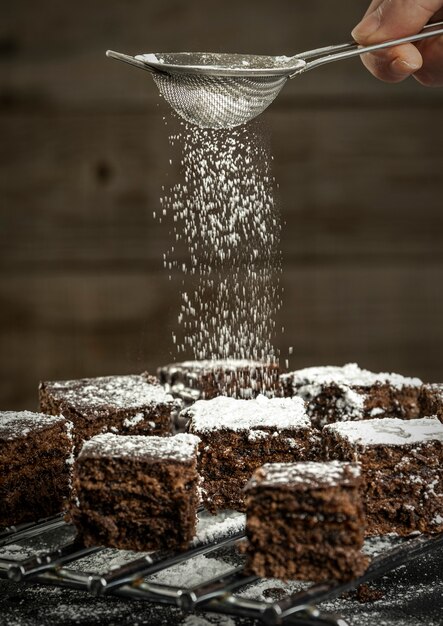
[0,411,73,527]
[281,363,422,429]
[419,383,443,423]
[323,417,443,536]
[70,433,201,551]
[39,374,179,452]
[187,394,319,513]
[355,583,385,603]
[244,461,369,582]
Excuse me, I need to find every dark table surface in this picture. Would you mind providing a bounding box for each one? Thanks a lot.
[0,540,441,626]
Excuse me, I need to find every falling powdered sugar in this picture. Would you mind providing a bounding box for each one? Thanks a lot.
[157,120,282,368]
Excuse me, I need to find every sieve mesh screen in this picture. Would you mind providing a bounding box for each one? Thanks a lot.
[153,73,287,129]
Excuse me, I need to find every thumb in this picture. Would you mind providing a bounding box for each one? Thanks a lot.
[352,0,442,42]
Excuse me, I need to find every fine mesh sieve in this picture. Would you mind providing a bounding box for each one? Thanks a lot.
[107,21,443,129]
[152,72,288,129]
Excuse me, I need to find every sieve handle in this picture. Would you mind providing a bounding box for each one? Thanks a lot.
[291,20,443,78]
[106,50,157,74]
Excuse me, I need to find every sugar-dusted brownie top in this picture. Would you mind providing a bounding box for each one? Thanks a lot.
[0,411,68,441]
[282,363,422,390]
[186,394,310,434]
[158,358,280,401]
[77,432,200,463]
[324,416,443,448]
[423,383,443,394]
[158,358,273,386]
[40,374,177,414]
[245,461,361,491]
[164,359,265,373]
[159,359,279,379]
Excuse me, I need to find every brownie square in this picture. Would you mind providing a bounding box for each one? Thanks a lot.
[244,461,368,582]
[39,374,179,452]
[157,358,281,402]
[70,433,200,551]
[186,394,319,513]
[419,383,443,423]
[0,411,73,527]
[281,363,422,429]
[323,417,443,535]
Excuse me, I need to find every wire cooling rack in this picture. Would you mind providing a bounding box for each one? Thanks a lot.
[0,512,442,626]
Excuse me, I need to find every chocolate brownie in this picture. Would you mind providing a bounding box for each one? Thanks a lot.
[157,358,281,402]
[0,411,73,527]
[70,433,200,551]
[323,417,443,535]
[244,461,368,582]
[281,363,422,429]
[39,374,179,452]
[186,394,318,513]
[419,383,443,423]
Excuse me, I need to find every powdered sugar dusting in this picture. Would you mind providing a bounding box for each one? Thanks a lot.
[324,417,443,447]
[0,543,36,561]
[158,358,280,402]
[238,577,307,602]
[247,460,360,489]
[192,510,245,546]
[335,386,366,416]
[43,375,177,411]
[370,407,385,417]
[0,411,67,440]
[65,421,75,478]
[136,51,294,72]
[122,413,145,428]
[78,432,200,462]
[177,359,262,370]
[186,394,309,433]
[361,533,409,557]
[180,615,236,626]
[283,363,422,390]
[149,553,233,588]
[424,383,443,393]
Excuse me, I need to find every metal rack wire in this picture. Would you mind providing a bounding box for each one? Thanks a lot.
[1,514,442,626]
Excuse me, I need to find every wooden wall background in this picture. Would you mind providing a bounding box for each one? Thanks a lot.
[1,0,443,409]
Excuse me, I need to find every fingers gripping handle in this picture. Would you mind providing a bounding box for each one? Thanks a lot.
[291,20,443,78]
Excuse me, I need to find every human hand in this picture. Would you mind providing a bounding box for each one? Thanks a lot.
[352,0,443,86]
